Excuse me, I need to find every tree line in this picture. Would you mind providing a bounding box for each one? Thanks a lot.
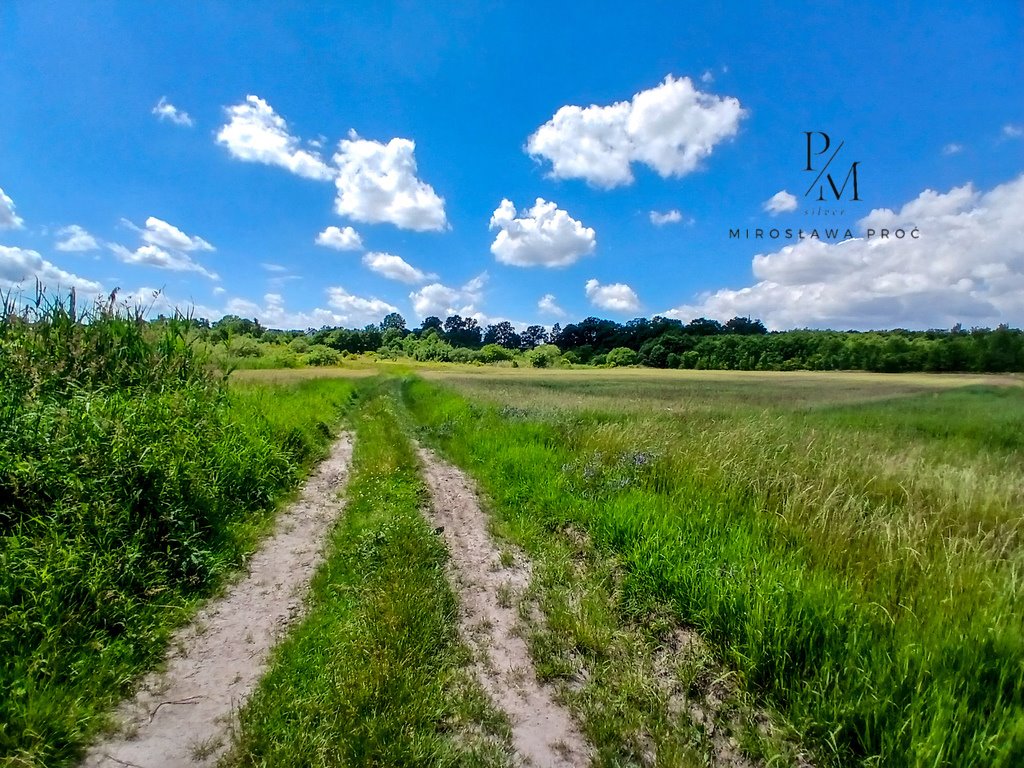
[189,312,1024,373]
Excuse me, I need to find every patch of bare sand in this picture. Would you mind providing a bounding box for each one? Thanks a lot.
[82,432,354,768]
[417,446,591,768]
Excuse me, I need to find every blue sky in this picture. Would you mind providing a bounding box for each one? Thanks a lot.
[1,2,1022,330]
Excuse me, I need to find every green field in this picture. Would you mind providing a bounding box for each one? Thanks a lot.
[397,367,1024,766]
[3,307,1022,768]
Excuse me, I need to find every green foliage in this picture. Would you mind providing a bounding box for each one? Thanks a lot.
[0,291,356,766]
[304,344,341,366]
[526,344,562,368]
[606,347,637,367]
[479,343,514,363]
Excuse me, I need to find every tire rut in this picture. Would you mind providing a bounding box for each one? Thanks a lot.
[417,446,592,768]
[81,432,355,768]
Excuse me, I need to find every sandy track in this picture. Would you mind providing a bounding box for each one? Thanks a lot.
[418,447,591,768]
[82,432,355,768]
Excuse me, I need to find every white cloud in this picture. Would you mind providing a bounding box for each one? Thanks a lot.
[55,224,99,252]
[1003,124,1023,139]
[152,97,194,127]
[325,286,399,325]
[315,225,363,251]
[409,273,487,319]
[538,293,566,317]
[261,263,288,272]
[527,75,746,188]
[109,243,218,280]
[217,95,333,181]
[585,278,641,313]
[650,209,683,226]
[942,143,964,156]
[0,245,104,294]
[666,173,1024,330]
[489,198,596,267]
[212,286,226,296]
[0,187,24,230]
[332,132,447,231]
[763,190,798,215]
[700,69,715,84]
[124,216,214,252]
[362,252,435,284]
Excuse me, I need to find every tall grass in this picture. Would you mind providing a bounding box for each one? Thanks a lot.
[401,374,1024,767]
[0,290,356,767]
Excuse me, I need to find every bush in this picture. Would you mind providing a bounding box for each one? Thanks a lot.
[305,344,341,366]
[479,343,514,364]
[526,344,562,368]
[606,347,638,367]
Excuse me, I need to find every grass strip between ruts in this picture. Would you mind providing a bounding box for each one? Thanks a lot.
[224,379,512,768]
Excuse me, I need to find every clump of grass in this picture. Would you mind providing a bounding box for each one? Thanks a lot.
[401,374,1024,767]
[225,380,513,767]
[0,289,356,766]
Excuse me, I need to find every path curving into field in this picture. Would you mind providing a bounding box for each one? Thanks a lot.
[418,447,592,768]
[82,432,355,768]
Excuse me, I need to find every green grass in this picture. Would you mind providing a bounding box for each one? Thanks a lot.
[225,379,513,767]
[401,372,1024,767]
[0,293,357,767]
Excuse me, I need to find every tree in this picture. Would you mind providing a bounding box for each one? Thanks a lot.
[684,317,724,336]
[483,321,522,350]
[418,316,444,335]
[725,316,768,335]
[380,312,407,334]
[521,325,548,349]
[444,315,482,348]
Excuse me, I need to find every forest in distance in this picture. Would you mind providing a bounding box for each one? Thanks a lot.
[193,309,1024,373]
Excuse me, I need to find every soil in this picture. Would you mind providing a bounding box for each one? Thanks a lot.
[418,446,592,768]
[81,432,355,768]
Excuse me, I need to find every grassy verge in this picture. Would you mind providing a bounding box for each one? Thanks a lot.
[400,374,1024,767]
[225,380,512,767]
[0,294,356,767]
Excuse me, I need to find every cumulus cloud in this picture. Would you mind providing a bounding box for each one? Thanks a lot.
[332,132,447,231]
[763,190,798,215]
[650,209,683,226]
[55,224,99,252]
[0,245,104,294]
[217,95,333,181]
[942,143,964,156]
[409,273,487,319]
[315,225,363,251]
[0,187,24,230]
[489,198,596,267]
[538,293,566,317]
[666,173,1024,330]
[1003,124,1023,139]
[109,243,219,280]
[362,252,435,284]
[585,278,641,313]
[152,97,193,127]
[123,216,214,252]
[325,286,399,325]
[527,75,746,188]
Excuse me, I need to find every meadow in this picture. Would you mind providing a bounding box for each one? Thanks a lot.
[397,366,1024,766]
[3,297,1022,768]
